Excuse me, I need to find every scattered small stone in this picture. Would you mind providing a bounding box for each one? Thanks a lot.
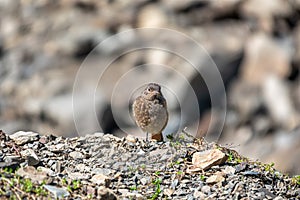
[201,185,211,194]
[69,151,84,159]
[0,131,298,199]
[194,190,206,199]
[91,174,110,186]
[97,186,118,200]
[0,161,19,170]
[140,177,148,185]
[43,185,70,199]
[37,166,55,176]
[223,166,236,175]
[206,172,225,184]
[48,143,65,152]
[164,188,174,196]
[171,179,178,189]
[126,135,137,143]
[20,149,39,166]
[241,171,260,176]
[4,155,22,163]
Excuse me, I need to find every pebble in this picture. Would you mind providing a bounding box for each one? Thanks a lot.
[20,149,39,166]
[91,174,110,186]
[69,151,84,159]
[9,131,39,145]
[201,185,211,194]
[0,131,298,199]
[43,185,70,199]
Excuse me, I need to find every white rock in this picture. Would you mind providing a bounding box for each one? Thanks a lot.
[9,131,39,145]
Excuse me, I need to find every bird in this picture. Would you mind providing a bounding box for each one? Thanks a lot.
[132,83,168,141]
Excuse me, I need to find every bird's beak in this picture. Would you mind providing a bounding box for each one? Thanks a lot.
[153,91,160,96]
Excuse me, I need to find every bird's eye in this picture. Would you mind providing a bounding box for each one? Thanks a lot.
[147,87,153,92]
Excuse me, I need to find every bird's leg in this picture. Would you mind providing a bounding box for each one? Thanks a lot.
[146,132,149,142]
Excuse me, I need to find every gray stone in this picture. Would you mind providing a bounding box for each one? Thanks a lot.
[201,185,211,194]
[20,149,39,166]
[43,185,70,199]
[69,151,84,159]
[9,131,39,145]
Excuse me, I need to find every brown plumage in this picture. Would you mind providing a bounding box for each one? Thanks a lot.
[132,83,168,141]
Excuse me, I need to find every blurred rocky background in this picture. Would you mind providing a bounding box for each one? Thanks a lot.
[0,0,299,175]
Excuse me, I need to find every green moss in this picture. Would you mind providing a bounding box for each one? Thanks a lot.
[291,175,300,186]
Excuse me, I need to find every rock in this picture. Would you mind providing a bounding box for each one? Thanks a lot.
[20,149,39,166]
[140,177,148,185]
[16,166,47,184]
[194,190,206,199]
[164,188,174,196]
[126,135,137,143]
[69,151,84,159]
[188,149,227,172]
[206,172,225,184]
[223,166,236,175]
[68,172,90,180]
[76,163,91,172]
[3,155,22,163]
[201,185,211,194]
[48,143,65,152]
[91,174,111,186]
[9,131,39,145]
[171,179,178,189]
[43,185,70,199]
[0,161,19,170]
[97,186,118,200]
[92,168,113,176]
[274,196,284,200]
[37,166,55,176]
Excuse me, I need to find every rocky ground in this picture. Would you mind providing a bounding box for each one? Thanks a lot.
[0,130,299,199]
[0,0,300,175]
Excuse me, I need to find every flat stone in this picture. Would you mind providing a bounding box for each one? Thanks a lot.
[20,149,39,166]
[43,185,70,199]
[0,161,19,170]
[69,151,84,159]
[9,131,39,145]
[126,135,137,143]
[201,185,211,194]
[206,172,225,184]
[140,177,148,185]
[223,166,236,175]
[188,149,227,172]
[37,166,55,176]
[194,190,206,199]
[48,143,65,152]
[164,188,174,196]
[16,166,48,184]
[91,174,110,186]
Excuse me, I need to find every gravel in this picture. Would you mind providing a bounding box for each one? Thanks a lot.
[0,130,299,199]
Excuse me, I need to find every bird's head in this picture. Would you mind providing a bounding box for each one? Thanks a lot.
[142,83,163,101]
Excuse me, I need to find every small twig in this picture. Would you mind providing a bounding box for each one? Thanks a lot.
[1,177,28,195]
[11,188,22,200]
